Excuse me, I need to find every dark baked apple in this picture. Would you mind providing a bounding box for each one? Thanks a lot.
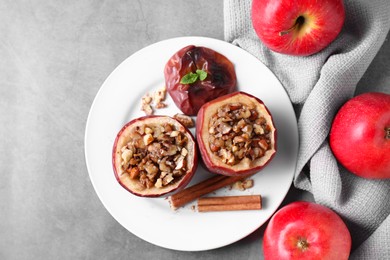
[164,45,237,115]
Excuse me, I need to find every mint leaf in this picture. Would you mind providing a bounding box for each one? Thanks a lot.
[196,69,207,81]
[180,72,198,84]
[180,70,207,84]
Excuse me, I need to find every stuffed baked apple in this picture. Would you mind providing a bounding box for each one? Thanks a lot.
[112,116,198,197]
[196,92,276,176]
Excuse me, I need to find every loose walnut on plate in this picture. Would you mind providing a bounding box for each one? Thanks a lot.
[140,86,168,115]
[141,86,168,115]
[231,179,254,191]
[173,113,194,128]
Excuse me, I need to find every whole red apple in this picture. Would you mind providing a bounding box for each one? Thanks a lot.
[329,92,390,179]
[251,0,345,56]
[263,201,351,260]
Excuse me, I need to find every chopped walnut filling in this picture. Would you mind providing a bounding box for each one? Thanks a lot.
[120,123,189,189]
[208,102,272,165]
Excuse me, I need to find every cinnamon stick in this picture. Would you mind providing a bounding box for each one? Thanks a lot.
[168,175,247,210]
[198,195,262,212]
[198,195,262,206]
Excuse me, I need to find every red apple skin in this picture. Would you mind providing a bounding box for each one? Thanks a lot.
[263,201,351,260]
[329,92,390,179]
[196,92,277,176]
[252,0,345,56]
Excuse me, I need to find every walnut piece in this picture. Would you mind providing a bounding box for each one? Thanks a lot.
[128,167,140,179]
[230,179,254,191]
[173,113,194,128]
[154,86,167,105]
[140,86,168,115]
[243,179,254,189]
[155,102,167,109]
[142,93,153,105]
[141,103,153,115]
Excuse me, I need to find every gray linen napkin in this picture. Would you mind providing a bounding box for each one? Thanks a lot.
[224,0,390,258]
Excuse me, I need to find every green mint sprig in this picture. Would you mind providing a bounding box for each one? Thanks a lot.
[180,69,208,84]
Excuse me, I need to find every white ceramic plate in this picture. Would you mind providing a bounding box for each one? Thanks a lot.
[85,37,298,251]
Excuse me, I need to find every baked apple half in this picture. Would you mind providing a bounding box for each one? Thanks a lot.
[196,92,277,176]
[164,45,237,116]
[112,116,198,197]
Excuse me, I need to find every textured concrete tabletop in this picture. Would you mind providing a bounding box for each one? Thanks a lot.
[1,1,389,259]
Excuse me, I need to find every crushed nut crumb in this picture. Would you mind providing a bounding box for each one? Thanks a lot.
[243,179,254,189]
[154,86,167,104]
[141,103,153,115]
[155,102,167,109]
[173,113,194,128]
[230,179,254,191]
[142,93,153,105]
[140,86,168,115]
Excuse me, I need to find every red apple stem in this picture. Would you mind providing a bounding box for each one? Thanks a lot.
[385,126,390,139]
[279,16,305,36]
[297,237,309,251]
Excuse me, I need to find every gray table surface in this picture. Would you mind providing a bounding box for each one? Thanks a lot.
[1,1,389,259]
